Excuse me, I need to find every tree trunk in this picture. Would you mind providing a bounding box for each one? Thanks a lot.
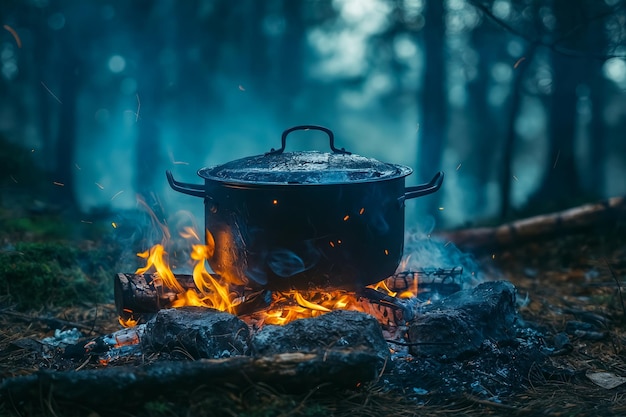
[276,0,304,120]
[53,54,79,208]
[466,24,497,219]
[500,46,537,220]
[527,0,585,211]
[417,0,447,216]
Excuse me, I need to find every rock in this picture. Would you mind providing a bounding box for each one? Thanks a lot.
[408,281,518,359]
[252,310,390,365]
[142,307,250,359]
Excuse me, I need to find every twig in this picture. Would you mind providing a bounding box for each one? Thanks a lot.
[468,0,626,60]
[463,393,532,413]
[605,257,626,319]
[385,339,453,347]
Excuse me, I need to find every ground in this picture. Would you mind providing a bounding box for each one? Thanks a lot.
[0,207,625,417]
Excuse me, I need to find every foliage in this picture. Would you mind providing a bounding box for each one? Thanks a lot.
[0,241,119,309]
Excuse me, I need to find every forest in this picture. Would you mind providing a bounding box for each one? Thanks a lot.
[2,1,626,416]
[1,0,625,228]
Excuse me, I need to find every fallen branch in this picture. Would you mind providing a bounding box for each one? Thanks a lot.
[438,196,626,250]
[1,349,381,407]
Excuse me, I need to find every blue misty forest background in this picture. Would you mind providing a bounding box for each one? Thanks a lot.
[1,0,626,240]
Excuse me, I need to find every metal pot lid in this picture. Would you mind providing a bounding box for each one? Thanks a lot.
[198,150,413,185]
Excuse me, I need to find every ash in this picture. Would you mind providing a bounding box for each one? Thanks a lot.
[26,280,547,404]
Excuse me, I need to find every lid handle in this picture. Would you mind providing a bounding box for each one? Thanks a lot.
[265,125,351,156]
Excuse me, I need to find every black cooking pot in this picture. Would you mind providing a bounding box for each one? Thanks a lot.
[166,125,443,291]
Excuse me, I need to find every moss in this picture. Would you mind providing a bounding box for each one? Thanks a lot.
[0,242,120,309]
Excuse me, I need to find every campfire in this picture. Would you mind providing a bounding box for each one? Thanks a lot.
[0,126,552,410]
[115,221,465,329]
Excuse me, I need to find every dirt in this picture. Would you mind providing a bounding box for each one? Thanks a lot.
[1,224,626,416]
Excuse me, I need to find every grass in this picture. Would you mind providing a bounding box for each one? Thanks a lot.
[0,241,119,309]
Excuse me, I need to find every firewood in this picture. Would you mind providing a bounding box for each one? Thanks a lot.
[0,349,382,407]
[114,273,270,323]
[439,196,626,250]
[113,273,194,320]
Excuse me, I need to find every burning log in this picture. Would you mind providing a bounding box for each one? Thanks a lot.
[439,196,626,250]
[115,268,466,325]
[114,272,192,322]
[114,273,269,323]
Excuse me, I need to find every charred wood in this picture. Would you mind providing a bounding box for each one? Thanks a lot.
[439,196,626,250]
[1,349,381,407]
[114,273,270,323]
[114,272,193,319]
[251,310,390,365]
[408,281,519,359]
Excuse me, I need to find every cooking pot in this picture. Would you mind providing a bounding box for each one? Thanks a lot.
[166,125,443,291]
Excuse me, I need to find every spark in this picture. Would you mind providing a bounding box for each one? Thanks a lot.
[75,163,81,170]
[41,82,62,104]
[3,25,22,48]
[111,222,118,229]
[553,150,560,169]
[10,175,18,183]
[513,175,519,182]
[438,207,444,211]
[513,56,526,69]
[444,241,452,247]
[31,149,35,152]
[53,181,64,186]
[456,163,462,171]
[359,207,365,215]
[492,254,496,259]
[111,190,124,200]
[238,85,246,91]
[135,94,140,122]
[343,215,350,221]
[95,182,104,190]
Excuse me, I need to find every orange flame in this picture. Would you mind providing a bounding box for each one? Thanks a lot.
[125,207,417,327]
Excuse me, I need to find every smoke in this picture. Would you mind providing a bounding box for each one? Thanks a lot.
[107,194,202,274]
[403,217,483,289]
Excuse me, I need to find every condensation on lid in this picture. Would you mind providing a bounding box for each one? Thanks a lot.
[198,151,412,185]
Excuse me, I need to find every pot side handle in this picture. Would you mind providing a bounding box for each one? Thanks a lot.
[166,170,205,198]
[399,171,444,205]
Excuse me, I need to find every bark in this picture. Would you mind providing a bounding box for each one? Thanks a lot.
[439,196,626,250]
[114,273,195,318]
[1,349,382,407]
[114,273,270,322]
